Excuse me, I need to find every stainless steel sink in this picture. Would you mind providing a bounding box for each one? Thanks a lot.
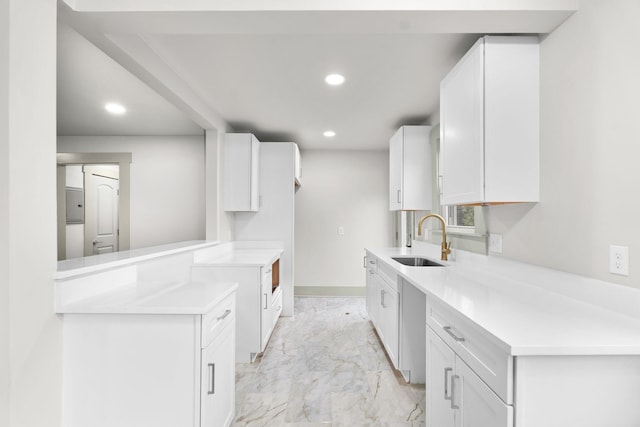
[391,257,444,267]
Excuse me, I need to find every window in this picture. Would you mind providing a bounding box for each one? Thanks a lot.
[445,205,475,228]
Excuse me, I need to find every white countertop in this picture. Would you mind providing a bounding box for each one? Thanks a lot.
[367,246,640,356]
[195,248,283,267]
[57,281,238,315]
[55,240,220,280]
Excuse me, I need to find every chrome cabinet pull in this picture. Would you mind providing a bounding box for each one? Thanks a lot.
[397,189,401,203]
[451,375,460,409]
[380,290,386,308]
[208,363,215,395]
[217,309,231,321]
[444,367,453,401]
[443,326,465,342]
[264,293,268,309]
[363,256,367,268]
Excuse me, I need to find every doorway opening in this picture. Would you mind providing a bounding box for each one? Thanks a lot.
[56,152,131,261]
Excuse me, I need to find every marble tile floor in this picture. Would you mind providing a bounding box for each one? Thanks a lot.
[232,297,426,426]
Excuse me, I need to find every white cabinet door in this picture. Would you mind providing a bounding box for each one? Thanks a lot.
[389,129,403,210]
[260,266,273,351]
[379,278,399,368]
[389,126,432,211]
[440,36,539,206]
[427,326,456,427]
[455,357,513,427]
[224,133,260,211]
[427,326,513,427]
[201,322,236,427]
[440,38,484,206]
[365,261,380,328]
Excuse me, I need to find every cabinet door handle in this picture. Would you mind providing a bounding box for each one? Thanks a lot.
[450,374,460,410]
[207,363,215,395]
[444,367,453,401]
[443,326,465,342]
[397,189,401,204]
[380,290,386,308]
[264,293,268,309]
[363,256,367,268]
[217,309,232,321]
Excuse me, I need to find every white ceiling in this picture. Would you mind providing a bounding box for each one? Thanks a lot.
[57,23,203,136]
[57,0,577,150]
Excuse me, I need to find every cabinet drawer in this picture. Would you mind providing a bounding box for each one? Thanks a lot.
[365,254,378,274]
[377,260,398,292]
[426,297,513,404]
[202,293,235,348]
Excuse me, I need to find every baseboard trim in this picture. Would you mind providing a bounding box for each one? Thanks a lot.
[294,286,365,297]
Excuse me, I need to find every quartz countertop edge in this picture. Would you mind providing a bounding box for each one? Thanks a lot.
[55,240,221,280]
[195,248,284,267]
[57,281,238,315]
[366,247,640,357]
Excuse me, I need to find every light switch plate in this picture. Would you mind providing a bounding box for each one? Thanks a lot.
[610,245,629,276]
[489,234,503,253]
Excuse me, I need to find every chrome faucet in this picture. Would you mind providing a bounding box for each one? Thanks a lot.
[417,213,452,261]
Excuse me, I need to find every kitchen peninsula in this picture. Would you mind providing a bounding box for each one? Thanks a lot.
[54,240,280,427]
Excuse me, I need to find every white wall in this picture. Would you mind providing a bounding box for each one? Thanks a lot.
[1,1,61,426]
[295,150,393,290]
[205,129,234,242]
[0,2,9,424]
[487,0,640,289]
[58,135,206,249]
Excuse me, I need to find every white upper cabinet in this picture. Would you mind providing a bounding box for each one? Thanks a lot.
[224,133,260,211]
[440,36,539,206]
[389,125,432,211]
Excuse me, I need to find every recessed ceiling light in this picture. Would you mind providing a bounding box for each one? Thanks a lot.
[325,74,345,86]
[104,102,126,115]
[323,130,336,138]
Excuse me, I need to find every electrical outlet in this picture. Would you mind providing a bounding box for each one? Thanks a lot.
[337,226,344,236]
[610,245,629,276]
[489,234,503,253]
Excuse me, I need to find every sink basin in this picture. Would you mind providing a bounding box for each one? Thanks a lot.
[392,257,444,267]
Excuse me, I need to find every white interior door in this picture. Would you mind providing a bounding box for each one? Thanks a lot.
[84,165,119,256]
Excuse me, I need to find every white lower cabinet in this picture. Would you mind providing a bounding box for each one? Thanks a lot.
[379,277,399,366]
[427,326,513,427]
[365,254,380,327]
[192,259,281,363]
[62,293,236,427]
[364,252,399,368]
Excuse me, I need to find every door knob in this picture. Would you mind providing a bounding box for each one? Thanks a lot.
[92,240,103,245]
